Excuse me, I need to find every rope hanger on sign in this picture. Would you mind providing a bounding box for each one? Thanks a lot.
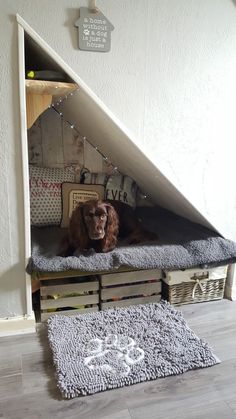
[90,0,99,13]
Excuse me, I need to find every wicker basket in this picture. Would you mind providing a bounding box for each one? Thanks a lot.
[162,266,228,305]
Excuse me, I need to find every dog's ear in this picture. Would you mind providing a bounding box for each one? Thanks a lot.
[69,202,90,251]
[57,234,73,257]
[101,203,119,252]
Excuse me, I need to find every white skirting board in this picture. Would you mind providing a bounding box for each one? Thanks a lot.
[225,284,236,301]
[225,285,236,301]
[225,264,236,301]
[0,314,36,337]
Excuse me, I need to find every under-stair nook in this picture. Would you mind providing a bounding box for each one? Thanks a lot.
[16,14,236,326]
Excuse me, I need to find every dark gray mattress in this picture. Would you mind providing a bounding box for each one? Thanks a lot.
[27,206,236,274]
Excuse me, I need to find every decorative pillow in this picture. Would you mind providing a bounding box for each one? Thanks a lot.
[61,183,105,228]
[82,172,108,186]
[29,165,75,226]
[84,173,138,208]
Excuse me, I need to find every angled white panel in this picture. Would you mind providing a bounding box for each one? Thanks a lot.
[59,90,215,228]
[17,14,217,231]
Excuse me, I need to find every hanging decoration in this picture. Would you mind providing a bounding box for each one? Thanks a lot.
[75,1,114,52]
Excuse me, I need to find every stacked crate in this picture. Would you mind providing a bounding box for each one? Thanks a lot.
[100,269,162,309]
[40,276,99,322]
[38,265,228,321]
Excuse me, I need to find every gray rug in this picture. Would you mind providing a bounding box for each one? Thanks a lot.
[27,206,236,274]
[47,301,220,398]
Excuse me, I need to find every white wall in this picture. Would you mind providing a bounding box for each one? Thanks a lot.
[0,0,236,317]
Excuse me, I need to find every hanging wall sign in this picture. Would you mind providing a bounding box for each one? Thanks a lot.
[75,7,114,52]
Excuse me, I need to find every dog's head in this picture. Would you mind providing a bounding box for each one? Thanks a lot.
[82,200,111,240]
[69,199,119,252]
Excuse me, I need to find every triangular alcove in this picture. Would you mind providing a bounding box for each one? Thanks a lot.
[17,14,217,232]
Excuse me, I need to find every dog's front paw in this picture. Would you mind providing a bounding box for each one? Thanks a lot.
[84,248,96,256]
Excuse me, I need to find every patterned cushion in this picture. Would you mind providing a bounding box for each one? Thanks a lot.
[29,165,75,226]
[61,183,105,228]
[84,173,138,208]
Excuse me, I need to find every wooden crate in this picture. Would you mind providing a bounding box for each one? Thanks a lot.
[40,276,99,321]
[100,269,162,309]
[162,266,228,305]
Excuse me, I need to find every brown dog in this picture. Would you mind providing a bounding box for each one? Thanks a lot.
[59,199,158,256]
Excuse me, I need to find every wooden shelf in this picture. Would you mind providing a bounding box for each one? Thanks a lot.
[25,80,79,129]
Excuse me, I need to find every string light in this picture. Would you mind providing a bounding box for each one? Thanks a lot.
[50,104,117,171]
[49,104,148,199]
[50,87,80,109]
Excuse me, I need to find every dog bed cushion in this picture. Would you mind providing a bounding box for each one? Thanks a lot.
[27,206,236,274]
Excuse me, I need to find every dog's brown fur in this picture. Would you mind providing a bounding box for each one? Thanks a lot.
[59,199,158,256]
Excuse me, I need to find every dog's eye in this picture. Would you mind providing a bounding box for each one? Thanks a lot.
[100,214,106,220]
[87,213,94,218]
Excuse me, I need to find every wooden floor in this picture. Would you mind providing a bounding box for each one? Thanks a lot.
[0,299,236,419]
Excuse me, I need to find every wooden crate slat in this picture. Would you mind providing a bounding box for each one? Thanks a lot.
[41,306,98,321]
[37,266,144,281]
[101,269,162,286]
[101,294,161,309]
[101,281,162,300]
[38,271,92,280]
[41,294,99,309]
[40,281,99,296]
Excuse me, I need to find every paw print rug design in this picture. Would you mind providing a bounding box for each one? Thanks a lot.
[47,301,220,398]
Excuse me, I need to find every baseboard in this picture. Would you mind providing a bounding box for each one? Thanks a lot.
[224,284,236,301]
[0,313,36,337]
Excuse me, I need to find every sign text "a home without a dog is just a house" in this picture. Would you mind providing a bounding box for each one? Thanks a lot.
[75,7,114,52]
